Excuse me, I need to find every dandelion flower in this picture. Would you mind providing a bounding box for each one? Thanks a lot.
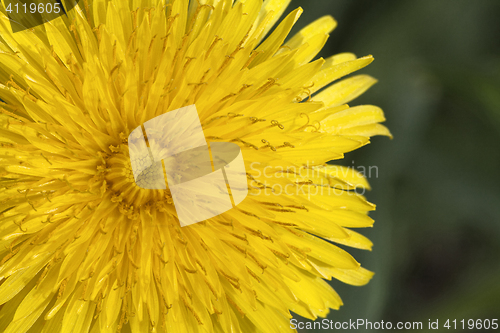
[0,0,391,332]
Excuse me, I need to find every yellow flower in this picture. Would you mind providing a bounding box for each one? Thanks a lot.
[0,0,390,332]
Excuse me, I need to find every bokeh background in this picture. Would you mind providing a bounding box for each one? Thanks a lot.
[282,0,500,331]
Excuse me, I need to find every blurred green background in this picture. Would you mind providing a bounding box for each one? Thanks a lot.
[283,0,500,331]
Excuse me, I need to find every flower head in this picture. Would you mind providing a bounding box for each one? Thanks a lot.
[0,0,390,332]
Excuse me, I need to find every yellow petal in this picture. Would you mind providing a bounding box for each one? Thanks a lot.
[341,123,393,138]
[315,74,377,107]
[5,265,56,333]
[321,105,385,130]
[309,55,374,94]
[44,17,82,66]
[251,7,302,66]
[285,15,337,50]
[329,228,374,250]
[280,229,360,269]
[0,251,52,304]
[253,0,292,44]
[291,33,329,67]
[319,165,371,189]
[322,52,358,67]
[330,266,374,286]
